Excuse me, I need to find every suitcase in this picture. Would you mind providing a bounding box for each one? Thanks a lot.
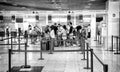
[0,31,5,37]
[41,39,50,50]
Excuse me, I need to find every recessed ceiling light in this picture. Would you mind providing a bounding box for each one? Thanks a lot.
[89,0,95,1]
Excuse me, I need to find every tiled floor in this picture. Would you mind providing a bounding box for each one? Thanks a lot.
[0,38,120,72]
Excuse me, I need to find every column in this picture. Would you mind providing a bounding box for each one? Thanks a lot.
[107,1,119,50]
[90,13,96,46]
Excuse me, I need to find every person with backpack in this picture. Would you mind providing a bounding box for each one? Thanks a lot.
[31,27,38,44]
[76,25,82,46]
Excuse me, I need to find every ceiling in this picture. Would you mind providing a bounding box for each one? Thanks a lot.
[0,0,108,11]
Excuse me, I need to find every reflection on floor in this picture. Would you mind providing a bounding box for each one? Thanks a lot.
[0,39,120,72]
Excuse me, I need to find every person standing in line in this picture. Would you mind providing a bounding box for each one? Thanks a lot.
[28,25,32,43]
[57,24,62,46]
[61,25,67,47]
[68,22,74,46]
[31,27,38,44]
[76,25,82,46]
[49,25,55,52]
[87,24,91,45]
[53,23,58,46]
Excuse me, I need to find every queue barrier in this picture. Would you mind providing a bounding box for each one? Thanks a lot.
[7,41,44,72]
[86,43,108,72]
[7,37,108,72]
[8,48,107,72]
[0,36,26,52]
[111,35,120,54]
[83,37,108,72]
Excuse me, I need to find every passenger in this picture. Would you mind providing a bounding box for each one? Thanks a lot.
[53,23,58,46]
[76,25,82,46]
[11,29,17,43]
[6,28,9,37]
[53,23,58,36]
[87,24,91,45]
[24,30,29,46]
[31,27,37,44]
[28,25,32,43]
[68,22,74,46]
[49,25,55,51]
[72,28,77,46]
[61,25,67,47]
[57,24,62,46]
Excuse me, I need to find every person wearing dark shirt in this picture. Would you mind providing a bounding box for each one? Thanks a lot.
[53,23,58,36]
[69,22,73,34]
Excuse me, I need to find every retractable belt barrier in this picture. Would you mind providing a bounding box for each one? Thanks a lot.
[83,37,108,72]
[7,36,108,72]
[0,36,25,53]
[87,46,108,72]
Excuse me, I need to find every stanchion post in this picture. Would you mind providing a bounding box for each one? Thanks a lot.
[116,37,118,53]
[84,43,91,69]
[11,37,13,50]
[18,33,20,51]
[91,49,93,72]
[103,64,108,72]
[8,49,11,72]
[25,43,27,67]
[21,43,31,68]
[114,37,120,54]
[119,37,120,51]
[8,35,9,44]
[111,35,113,51]
[10,37,14,54]
[25,31,29,47]
[38,40,44,60]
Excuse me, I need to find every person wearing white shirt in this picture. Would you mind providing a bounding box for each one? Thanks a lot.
[61,25,67,46]
[50,29,55,39]
[49,25,55,54]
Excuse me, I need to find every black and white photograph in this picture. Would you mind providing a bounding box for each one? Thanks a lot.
[0,0,120,72]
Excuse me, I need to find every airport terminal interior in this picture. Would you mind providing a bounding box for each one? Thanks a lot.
[0,0,120,72]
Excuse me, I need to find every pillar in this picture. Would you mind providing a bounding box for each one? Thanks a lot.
[91,13,96,46]
[107,0,120,50]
